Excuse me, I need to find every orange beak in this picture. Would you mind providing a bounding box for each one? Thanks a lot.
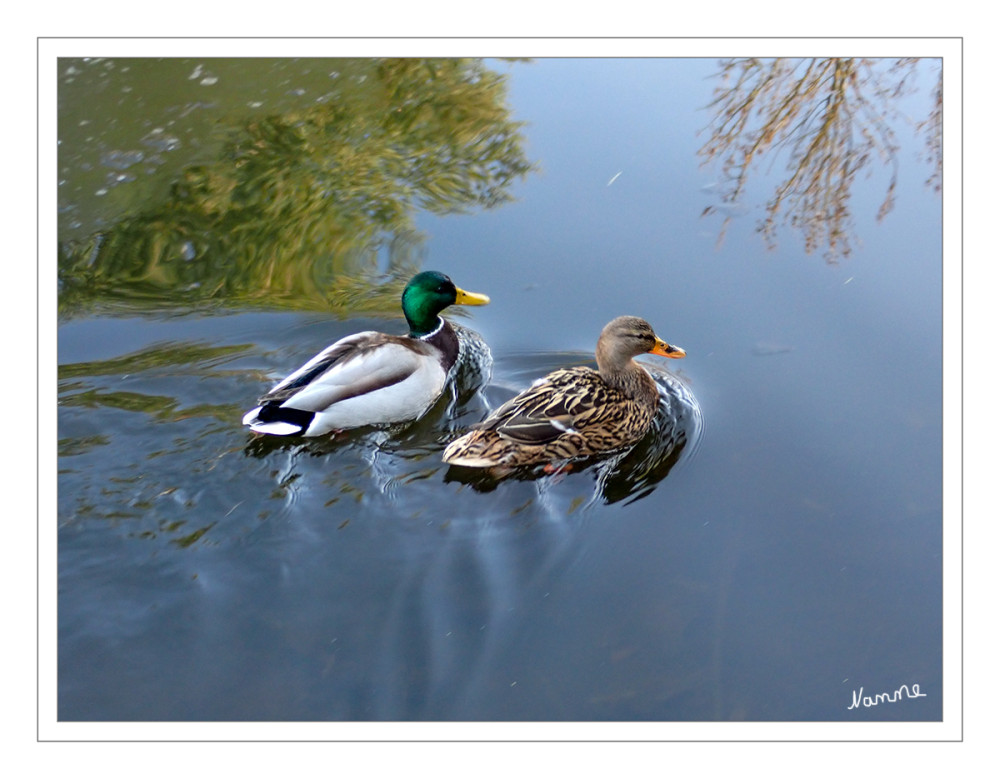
[648,337,685,359]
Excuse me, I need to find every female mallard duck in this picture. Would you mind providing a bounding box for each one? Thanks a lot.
[442,316,685,469]
[243,271,490,437]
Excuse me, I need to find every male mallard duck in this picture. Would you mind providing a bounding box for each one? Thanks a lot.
[243,271,490,436]
[442,316,685,469]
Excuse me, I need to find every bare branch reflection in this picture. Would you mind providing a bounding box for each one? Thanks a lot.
[699,57,942,261]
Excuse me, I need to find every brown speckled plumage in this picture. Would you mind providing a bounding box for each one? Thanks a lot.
[442,316,685,468]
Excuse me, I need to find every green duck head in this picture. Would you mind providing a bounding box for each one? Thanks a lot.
[401,271,490,337]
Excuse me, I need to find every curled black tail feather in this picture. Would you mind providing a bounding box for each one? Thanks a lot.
[254,403,314,433]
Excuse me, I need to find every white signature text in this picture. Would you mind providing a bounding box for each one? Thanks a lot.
[848,683,927,710]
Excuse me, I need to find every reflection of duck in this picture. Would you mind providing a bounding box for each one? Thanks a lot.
[243,271,489,436]
[442,316,685,469]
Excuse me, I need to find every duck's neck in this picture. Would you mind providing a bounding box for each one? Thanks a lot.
[422,317,460,371]
[407,315,443,339]
[600,359,658,404]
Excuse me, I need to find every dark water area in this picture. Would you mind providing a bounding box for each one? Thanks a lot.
[55,57,944,723]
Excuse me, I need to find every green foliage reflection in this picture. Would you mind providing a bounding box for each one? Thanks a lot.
[699,58,942,261]
[58,341,251,379]
[59,58,534,315]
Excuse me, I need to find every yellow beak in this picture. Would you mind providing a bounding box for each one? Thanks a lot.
[454,287,491,306]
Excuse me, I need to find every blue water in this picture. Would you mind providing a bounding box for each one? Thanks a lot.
[56,57,943,722]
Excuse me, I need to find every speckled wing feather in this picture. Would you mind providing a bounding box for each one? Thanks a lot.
[486,366,651,449]
[479,367,602,444]
[443,366,658,467]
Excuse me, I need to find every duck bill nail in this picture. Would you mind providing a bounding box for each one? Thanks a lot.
[455,288,490,306]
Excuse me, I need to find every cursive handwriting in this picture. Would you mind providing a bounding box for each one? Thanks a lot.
[848,683,927,710]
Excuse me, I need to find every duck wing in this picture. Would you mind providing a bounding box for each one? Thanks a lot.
[481,367,607,445]
[259,332,430,413]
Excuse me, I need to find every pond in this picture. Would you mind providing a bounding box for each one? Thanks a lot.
[53,55,945,726]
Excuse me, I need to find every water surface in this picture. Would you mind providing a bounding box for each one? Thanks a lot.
[56,56,943,722]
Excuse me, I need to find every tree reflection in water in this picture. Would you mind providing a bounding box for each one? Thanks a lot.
[699,57,942,262]
[58,58,534,316]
